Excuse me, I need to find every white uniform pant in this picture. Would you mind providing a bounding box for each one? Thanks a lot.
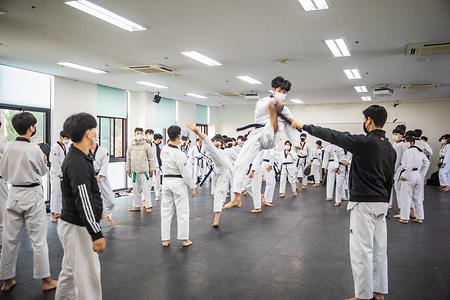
[55,219,102,300]
[326,167,337,199]
[0,178,8,244]
[296,160,308,187]
[251,170,263,209]
[399,172,424,220]
[439,164,450,186]
[335,169,350,204]
[311,163,321,184]
[263,168,276,204]
[50,175,63,214]
[153,169,162,200]
[0,186,50,280]
[348,202,388,299]
[194,159,205,182]
[279,164,296,194]
[232,124,276,194]
[213,172,230,213]
[98,177,115,218]
[132,173,152,208]
[161,178,189,241]
[210,170,216,196]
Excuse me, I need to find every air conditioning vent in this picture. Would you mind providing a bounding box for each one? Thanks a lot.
[400,84,438,90]
[127,64,175,74]
[406,43,450,56]
[242,92,259,100]
[214,92,241,97]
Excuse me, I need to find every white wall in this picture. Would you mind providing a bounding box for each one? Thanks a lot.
[176,101,197,141]
[212,99,450,176]
[52,77,97,143]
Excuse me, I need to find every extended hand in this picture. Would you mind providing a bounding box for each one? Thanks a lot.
[191,188,197,197]
[249,170,255,179]
[290,119,304,130]
[186,123,198,133]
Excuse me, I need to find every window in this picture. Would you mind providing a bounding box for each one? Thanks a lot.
[98,116,127,162]
[196,124,208,135]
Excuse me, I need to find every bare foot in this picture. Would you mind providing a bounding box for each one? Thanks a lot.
[264,202,274,207]
[334,203,341,206]
[212,213,221,228]
[223,194,242,209]
[145,207,153,213]
[313,183,320,187]
[373,292,384,300]
[42,277,58,292]
[250,208,262,213]
[162,240,170,247]
[129,207,141,212]
[181,240,193,247]
[1,278,16,292]
[292,192,298,197]
[399,219,409,224]
[279,193,285,198]
[107,216,117,226]
[393,213,401,219]
[345,298,360,300]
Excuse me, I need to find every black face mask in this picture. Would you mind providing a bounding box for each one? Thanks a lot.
[31,127,37,137]
[363,121,369,134]
[300,138,306,142]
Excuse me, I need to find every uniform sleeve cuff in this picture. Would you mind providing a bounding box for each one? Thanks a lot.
[90,231,104,242]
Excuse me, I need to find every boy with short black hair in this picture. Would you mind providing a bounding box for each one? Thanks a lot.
[0,112,57,292]
[55,112,105,300]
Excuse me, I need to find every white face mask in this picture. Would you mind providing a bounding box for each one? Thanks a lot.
[392,135,399,141]
[284,145,291,150]
[274,92,287,101]
[135,134,144,140]
[63,139,71,146]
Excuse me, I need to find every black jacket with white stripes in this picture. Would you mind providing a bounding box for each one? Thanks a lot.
[60,145,103,241]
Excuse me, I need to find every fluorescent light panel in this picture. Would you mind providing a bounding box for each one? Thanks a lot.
[290,99,304,104]
[65,0,146,32]
[354,86,368,93]
[236,76,262,85]
[136,81,168,89]
[361,96,372,101]
[325,38,350,57]
[186,93,208,99]
[181,51,222,66]
[344,69,361,79]
[298,0,329,11]
[57,61,107,74]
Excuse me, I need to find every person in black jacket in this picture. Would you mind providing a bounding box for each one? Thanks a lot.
[153,133,163,201]
[291,105,396,300]
[55,113,105,300]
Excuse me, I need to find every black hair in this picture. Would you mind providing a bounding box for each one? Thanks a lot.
[153,133,163,140]
[316,140,322,146]
[167,125,181,141]
[231,138,236,142]
[405,130,415,138]
[134,127,144,133]
[395,124,406,132]
[362,105,388,128]
[300,133,307,138]
[413,129,422,138]
[392,127,405,136]
[405,135,415,144]
[60,130,70,139]
[420,136,428,142]
[145,129,154,135]
[63,113,97,143]
[271,76,291,92]
[284,140,292,147]
[224,137,233,144]
[181,136,188,141]
[12,112,37,135]
[440,134,450,142]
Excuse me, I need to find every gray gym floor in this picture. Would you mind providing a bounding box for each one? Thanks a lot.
[0,184,449,300]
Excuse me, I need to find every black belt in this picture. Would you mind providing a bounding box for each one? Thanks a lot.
[283,162,293,165]
[13,183,40,188]
[164,174,183,178]
[263,159,270,163]
[329,159,334,162]
[237,123,265,132]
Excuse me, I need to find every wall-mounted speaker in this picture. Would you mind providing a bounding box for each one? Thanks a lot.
[153,93,161,104]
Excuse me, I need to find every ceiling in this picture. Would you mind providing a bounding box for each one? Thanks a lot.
[0,0,450,106]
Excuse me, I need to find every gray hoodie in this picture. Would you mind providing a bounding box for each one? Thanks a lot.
[126,137,157,174]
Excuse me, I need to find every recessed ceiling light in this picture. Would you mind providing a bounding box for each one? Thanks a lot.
[344,69,361,79]
[236,76,262,85]
[0,8,8,15]
[290,99,304,104]
[186,93,208,99]
[354,86,368,93]
[57,61,107,74]
[136,81,168,89]
[298,0,329,11]
[324,38,351,57]
[181,51,222,66]
[65,0,146,32]
[361,96,372,101]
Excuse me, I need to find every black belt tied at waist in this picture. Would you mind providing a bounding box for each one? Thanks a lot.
[329,159,334,162]
[164,174,183,179]
[263,159,270,163]
[283,162,294,165]
[13,182,40,188]
[236,123,265,132]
